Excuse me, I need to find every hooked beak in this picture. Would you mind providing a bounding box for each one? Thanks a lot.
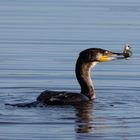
[111,44,132,60]
[108,52,125,61]
[109,50,132,61]
[99,48,132,62]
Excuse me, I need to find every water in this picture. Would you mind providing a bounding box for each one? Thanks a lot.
[0,0,140,139]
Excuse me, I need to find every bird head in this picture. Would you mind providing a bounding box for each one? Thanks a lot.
[79,44,132,63]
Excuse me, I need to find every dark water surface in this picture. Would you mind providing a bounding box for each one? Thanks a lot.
[0,0,140,140]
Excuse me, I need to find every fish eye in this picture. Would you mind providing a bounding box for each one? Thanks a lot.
[128,45,131,49]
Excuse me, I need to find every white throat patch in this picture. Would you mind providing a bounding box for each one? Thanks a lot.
[90,62,98,69]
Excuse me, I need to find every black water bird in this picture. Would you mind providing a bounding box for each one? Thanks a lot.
[6,45,132,107]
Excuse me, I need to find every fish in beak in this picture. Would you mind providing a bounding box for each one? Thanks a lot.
[98,44,132,62]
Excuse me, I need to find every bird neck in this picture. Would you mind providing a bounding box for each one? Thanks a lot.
[75,57,97,100]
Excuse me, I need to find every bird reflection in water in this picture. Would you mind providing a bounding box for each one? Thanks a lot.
[75,101,94,133]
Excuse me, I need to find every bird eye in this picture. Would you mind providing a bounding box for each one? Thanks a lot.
[105,51,108,54]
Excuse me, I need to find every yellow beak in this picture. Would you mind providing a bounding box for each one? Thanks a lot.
[98,55,110,62]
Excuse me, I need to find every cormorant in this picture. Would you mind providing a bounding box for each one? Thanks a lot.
[6,44,132,107]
